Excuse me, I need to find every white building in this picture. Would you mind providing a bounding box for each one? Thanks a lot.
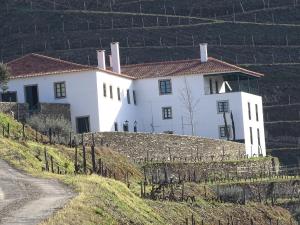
[5,43,266,156]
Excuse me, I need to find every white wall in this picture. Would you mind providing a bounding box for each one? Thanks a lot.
[96,71,139,132]
[240,92,266,156]
[6,71,101,132]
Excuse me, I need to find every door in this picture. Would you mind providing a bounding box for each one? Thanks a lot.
[25,85,39,110]
[76,116,90,134]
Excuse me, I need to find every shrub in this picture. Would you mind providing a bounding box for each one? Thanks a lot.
[26,114,72,143]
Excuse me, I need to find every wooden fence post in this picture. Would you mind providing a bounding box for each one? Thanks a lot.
[22,123,25,139]
[7,123,10,137]
[49,128,52,144]
[91,145,96,173]
[74,145,78,174]
[35,129,38,142]
[82,144,87,174]
[44,148,49,171]
[50,155,54,173]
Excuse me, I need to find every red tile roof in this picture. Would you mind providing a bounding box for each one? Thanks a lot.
[7,53,133,79]
[122,57,264,79]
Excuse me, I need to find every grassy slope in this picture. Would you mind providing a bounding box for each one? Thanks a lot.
[0,113,296,225]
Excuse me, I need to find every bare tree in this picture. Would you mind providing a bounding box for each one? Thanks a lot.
[179,77,200,135]
[230,111,236,141]
[0,63,10,91]
[223,111,230,141]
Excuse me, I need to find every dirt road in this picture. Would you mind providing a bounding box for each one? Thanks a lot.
[0,159,74,225]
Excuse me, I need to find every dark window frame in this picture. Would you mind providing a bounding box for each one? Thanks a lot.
[117,87,121,101]
[54,82,66,99]
[255,104,259,121]
[133,90,137,105]
[159,79,172,95]
[76,116,90,134]
[257,128,261,146]
[248,102,252,120]
[219,125,231,139]
[109,85,113,99]
[209,79,213,94]
[127,89,131,104]
[250,127,253,145]
[162,107,172,120]
[217,101,229,113]
[103,83,107,97]
[215,80,219,94]
[114,122,118,131]
[1,91,17,102]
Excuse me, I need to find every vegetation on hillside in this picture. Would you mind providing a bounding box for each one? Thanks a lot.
[0,112,297,224]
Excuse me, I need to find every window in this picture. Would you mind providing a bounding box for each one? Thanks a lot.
[117,88,121,101]
[109,85,113,99]
[123,121,129,132]
[215,81,219,94]
[219,125,231,139]
[1,91,17,102]
[54,82,66,99]
[248,102,251,120]
[114,122,118,132]
[217,101,229,113]
[127,89,131,104]
[159,79,172,95]
[134,125,137,132]
[250,127,253,145]
[162,107,172,119]
[255,104,259,121]
[133,90,137,105]
[257,128,261,146]
[76,116,90,134]
[103,83,107,97]
[209,79,213,94]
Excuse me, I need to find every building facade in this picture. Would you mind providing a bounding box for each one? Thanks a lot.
[5,43,266,156]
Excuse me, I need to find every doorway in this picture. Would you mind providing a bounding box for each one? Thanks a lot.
[24,85,39,110]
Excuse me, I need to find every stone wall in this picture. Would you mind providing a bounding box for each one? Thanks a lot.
[143,157,279,183]
[0,102,71,121]
[81,132,246,162]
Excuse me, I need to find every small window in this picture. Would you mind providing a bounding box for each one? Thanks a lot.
[215,81,219,94]
[117,88,121,101]
[255,104,259,121]
[54,82,66,99]
[123,122,129,132]
[257,128,261,146]
[1,91,17,102]
[162,107,172,119]
[248,102,251,120]
[159,79,172,95]
[133,90,137,105]
[114,122,118,131]
[103,83,107,97]
[109,85,113,99]
[209,79,213,94]
[219,125,231,139]
[217,101,229,113]
[250,127,253,145]
[76,116,90,134]
[127,89,131,104]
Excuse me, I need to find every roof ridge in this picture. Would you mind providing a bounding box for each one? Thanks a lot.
[122,58,200,68]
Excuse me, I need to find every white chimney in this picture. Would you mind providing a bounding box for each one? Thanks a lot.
[109,55,112,68]
[111,42,121,74]
[200,43,208,63]
[97,50,106,70]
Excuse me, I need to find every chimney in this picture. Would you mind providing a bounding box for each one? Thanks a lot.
[200,43,208,63]
[97,50,106,70]
[110,42,121,74]
[109,55,112,68]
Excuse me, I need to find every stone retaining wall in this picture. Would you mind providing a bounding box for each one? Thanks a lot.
[0,102,71,121]
[81,132,246,162]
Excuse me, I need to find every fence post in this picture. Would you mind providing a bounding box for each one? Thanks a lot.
[35,129,38,142]
[74,145,78,174]
[50,155,54,173]
[22,123,25,139]
[49,128,52,144]
[82,144,87,174]
[91,145,96,173]
[7,122,10,137]
[44,147,49,171]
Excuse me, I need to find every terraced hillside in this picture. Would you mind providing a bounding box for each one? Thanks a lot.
[0,0,300,156]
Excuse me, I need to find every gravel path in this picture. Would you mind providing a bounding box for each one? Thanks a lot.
[0,159,74,225]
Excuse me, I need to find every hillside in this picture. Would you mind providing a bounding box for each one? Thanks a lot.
[1,0,300,156]
[0,113,299,224]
